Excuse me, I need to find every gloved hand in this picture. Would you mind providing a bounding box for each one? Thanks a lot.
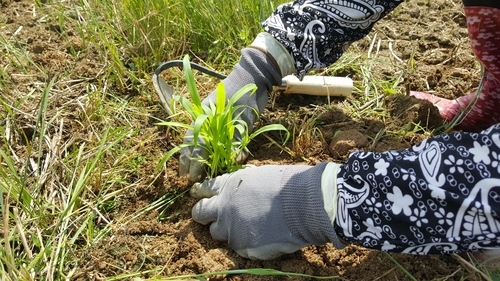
[179,33,296,182]
[191,163,346,260]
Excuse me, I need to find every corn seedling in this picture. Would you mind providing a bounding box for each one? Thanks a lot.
[0,0,482,279]
[157,55,289,178]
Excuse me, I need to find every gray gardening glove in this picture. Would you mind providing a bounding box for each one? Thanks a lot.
[191,163,346,260]
[179,33,296,182]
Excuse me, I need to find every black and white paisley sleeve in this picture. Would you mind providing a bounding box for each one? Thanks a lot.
[335,123,500,254]
[262,0,403,79]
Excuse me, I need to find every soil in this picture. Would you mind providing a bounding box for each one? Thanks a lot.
[1,0,487,280]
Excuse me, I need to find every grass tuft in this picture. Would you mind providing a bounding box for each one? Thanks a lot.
[0,0,482,279]
[157,55,289,178]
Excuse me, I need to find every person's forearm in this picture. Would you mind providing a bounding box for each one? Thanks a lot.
[335,123,500,254]
[262,0,404,79]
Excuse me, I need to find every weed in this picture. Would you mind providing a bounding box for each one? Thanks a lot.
[158,55,289,178]
[283,107,327,159]
[78,0,288,80]
[137,268,339,280]
[385,252,418,281]
[0,0,485,279]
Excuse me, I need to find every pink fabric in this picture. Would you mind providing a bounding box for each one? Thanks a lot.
[410,7,500,132]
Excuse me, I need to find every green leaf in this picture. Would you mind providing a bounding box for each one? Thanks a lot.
[215,82,227,116]
[156,121,194,131]
[158,56,289,178]
[183,55,202,111]
[155,268,339,280]
[202,103,213,116]
[193,114,209,146]
[155,145,184,173]
[174,95,198,120]
[227,83,256,107]
[250,124,288,139]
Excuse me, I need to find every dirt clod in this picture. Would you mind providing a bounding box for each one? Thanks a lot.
[387,94,444,130]
[329,129,369,158]
[2,0,486,280]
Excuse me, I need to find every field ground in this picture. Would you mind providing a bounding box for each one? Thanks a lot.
[1,0,496,280]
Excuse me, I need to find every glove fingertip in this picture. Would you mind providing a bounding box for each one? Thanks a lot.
[186,148,208,182]
[187,169,206,182]
[178,147,192,177]
[191,198,217,225]
[190,181,218,198]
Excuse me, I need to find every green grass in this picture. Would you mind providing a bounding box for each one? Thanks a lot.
[157,55,289,178]
[0,80,143,279]
[140,268,339,280]
[76,0,288,89]
[0,0,487,280]
[0,0,296,279]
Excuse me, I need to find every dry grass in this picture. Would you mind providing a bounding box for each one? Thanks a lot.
[0,0,498,280]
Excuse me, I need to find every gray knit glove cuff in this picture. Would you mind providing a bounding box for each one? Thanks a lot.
[281,163,346,250]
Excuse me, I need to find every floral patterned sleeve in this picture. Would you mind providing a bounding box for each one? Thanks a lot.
[262,0,403,79]
[335,123,500,254]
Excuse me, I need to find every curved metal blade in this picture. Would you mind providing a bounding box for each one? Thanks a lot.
[152,72,175,116]
[152,60,227,116]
